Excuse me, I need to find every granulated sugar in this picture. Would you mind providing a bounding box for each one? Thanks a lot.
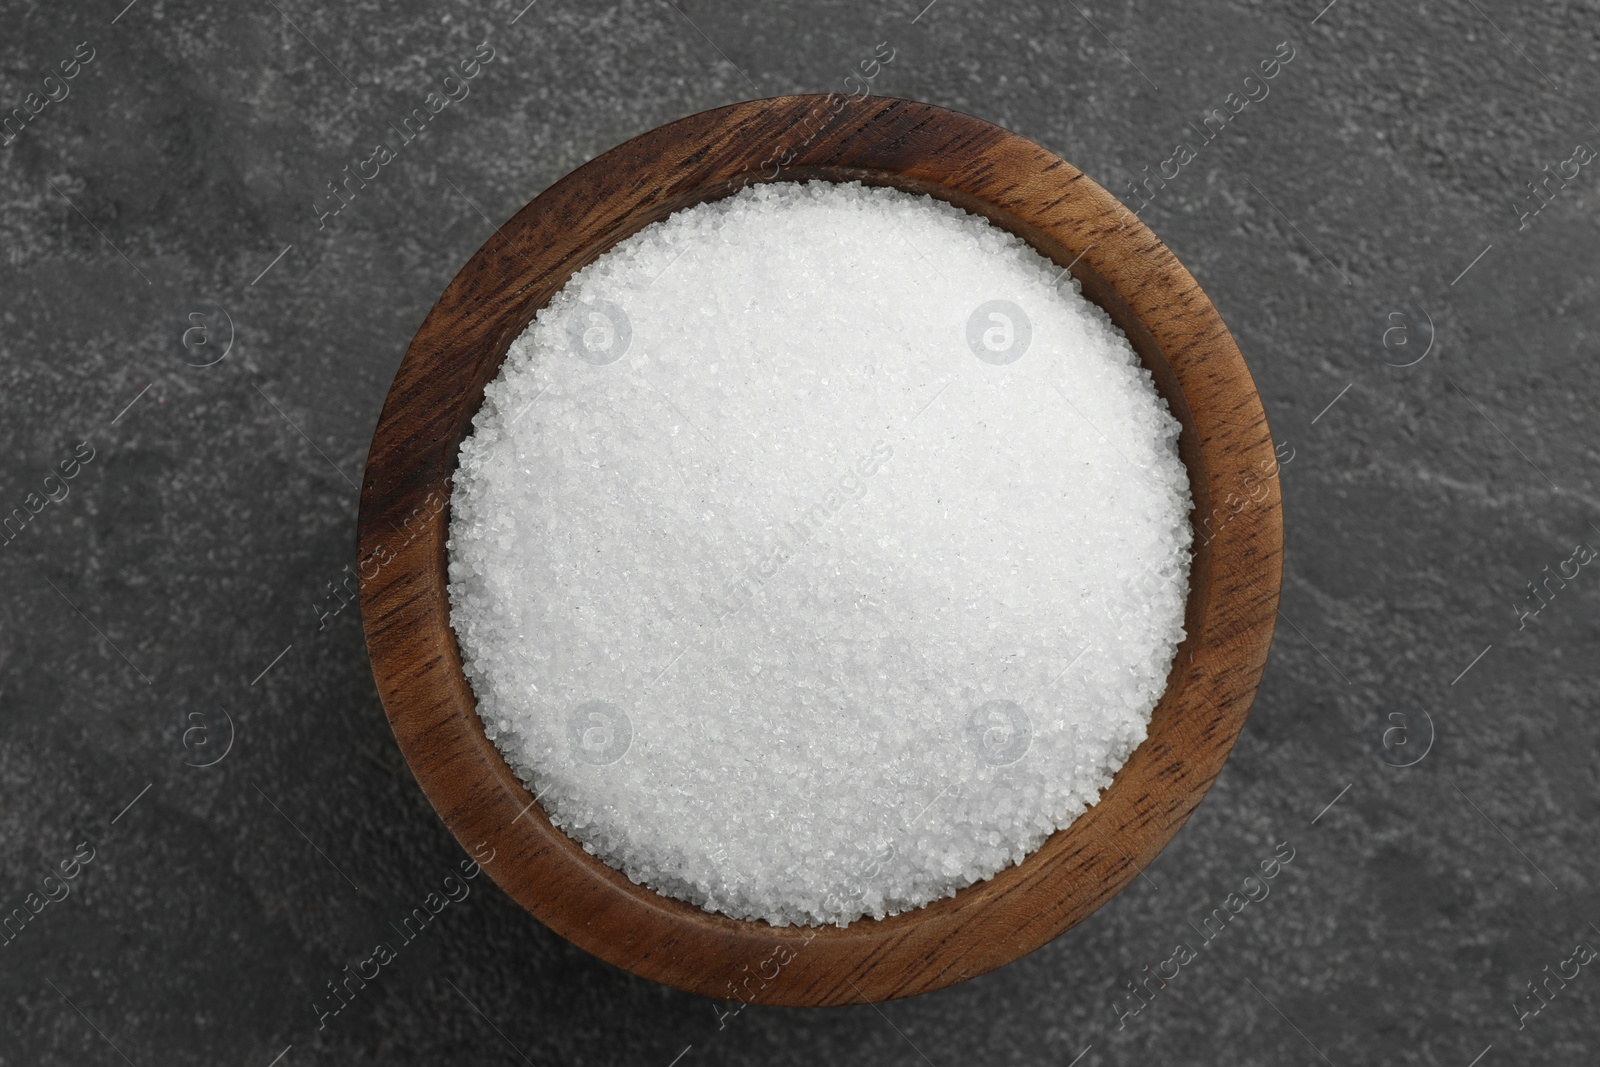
[448,180,1192,927]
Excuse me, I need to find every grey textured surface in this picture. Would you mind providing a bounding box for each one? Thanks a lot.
[2,0,1598,1064]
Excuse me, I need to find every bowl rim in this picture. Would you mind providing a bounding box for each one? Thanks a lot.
[357,93,1283,1007]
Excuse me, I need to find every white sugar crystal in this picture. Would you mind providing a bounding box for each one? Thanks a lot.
[448,181,1192,927]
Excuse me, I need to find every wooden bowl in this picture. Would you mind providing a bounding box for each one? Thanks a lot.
[358,95,1282,1006]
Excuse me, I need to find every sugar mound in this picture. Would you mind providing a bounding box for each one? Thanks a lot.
[448,181,1192,927]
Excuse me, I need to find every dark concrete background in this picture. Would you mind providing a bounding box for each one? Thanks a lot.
[3,0,1598,1063]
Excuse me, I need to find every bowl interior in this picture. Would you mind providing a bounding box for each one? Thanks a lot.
[358,95,1280,1006]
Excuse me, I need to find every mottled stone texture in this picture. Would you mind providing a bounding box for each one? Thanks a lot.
[1,1,1596,1064]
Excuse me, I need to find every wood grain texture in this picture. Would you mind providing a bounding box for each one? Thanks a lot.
[357,95,1283,1006]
